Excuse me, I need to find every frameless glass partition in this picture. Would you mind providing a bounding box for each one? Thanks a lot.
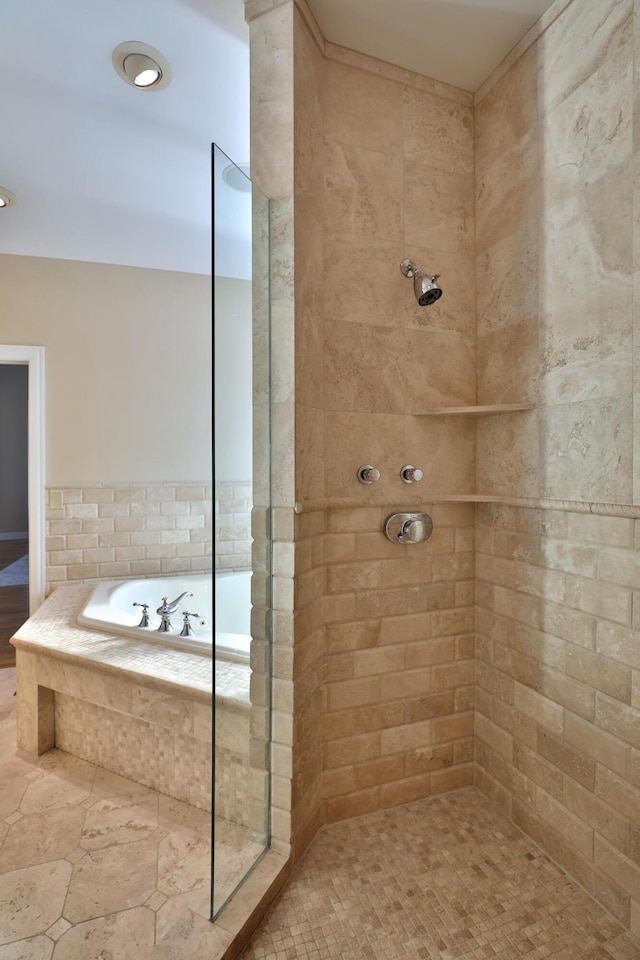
[211,144,272,919]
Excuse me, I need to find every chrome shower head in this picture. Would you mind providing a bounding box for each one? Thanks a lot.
[400,259,442,306]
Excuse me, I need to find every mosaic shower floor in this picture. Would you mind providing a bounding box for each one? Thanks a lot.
[241,788,640,960]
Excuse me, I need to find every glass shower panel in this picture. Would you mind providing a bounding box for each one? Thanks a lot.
[212,144,271,919]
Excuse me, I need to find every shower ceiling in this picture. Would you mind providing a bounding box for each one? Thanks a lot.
[307,0,558,92]
[0,0,557,276]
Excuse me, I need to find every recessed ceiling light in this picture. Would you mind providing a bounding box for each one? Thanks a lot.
[112,42,171,91]
[0,188,17,208]
[222,163,251,193]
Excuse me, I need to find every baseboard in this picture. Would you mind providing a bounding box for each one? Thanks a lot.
[0,532,28,541]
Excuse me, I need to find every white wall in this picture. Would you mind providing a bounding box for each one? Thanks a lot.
[214,276,253,481]
[0,364,28,533]
[0,254,211,484]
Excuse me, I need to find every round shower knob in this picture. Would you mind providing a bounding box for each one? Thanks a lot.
[400,465,423,484]
[357,465,380,484]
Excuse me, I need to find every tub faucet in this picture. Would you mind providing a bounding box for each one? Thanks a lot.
[156,591,193,632]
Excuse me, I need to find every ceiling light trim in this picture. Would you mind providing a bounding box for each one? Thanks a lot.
[112,41,172,91]
[0,187,17,208]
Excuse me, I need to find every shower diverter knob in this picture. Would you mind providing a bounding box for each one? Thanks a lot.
[384,512,433,544]
[400,464,423,484]
[357,465,381,484]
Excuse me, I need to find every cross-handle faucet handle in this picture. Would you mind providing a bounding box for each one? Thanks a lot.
[133,602,151,627]
[180,611,201,638]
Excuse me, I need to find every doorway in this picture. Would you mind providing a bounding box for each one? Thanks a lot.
[0,365,28,665]
[0,346,45,667]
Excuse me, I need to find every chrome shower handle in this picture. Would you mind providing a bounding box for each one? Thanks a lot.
[385,512,433,544]
[358,465,380,484]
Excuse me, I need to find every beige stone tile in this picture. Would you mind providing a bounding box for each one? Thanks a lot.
[595,693,640,750]
[19,754,95,815]
[0,860,71,942]
[1,805,85,871]
[403,86,473,176]
[157,829,211,898]
[475,45,537,171]
[476,411,539,498]
[597,620,640,669]
[476,226,538,336]
[536,787,594,858]
[323,141,403,241]
[563,776,630,852]
[477,318,539,405]
[538,397,633,503]
[403,161,474,257]
[1,937,54,960]
[408,416,475,496]
[537,0,632,118]
[566,575,632,626]
[323,60,403,155]
[80,792,159,851]
[52,907,155,960]
[475,130,537,254]
[64,839,158,922]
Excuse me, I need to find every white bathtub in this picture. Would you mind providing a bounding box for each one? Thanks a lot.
[78,574,213,656]
[215,570,251,664]
[78,571,252,663]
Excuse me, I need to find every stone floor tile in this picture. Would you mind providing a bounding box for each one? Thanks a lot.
[0,777,27,819]
[0,861,71,943]
[157,829,211,897]
[151,908,233,959]
[156,886,212,940]
[1,805,85,871]
[63,839,158,923]
[80,791,159,850]
[51,906,155,959]
[0,935,54,960]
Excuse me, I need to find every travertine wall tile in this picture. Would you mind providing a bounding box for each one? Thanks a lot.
[46,483,212,590]
[477,505,640,929]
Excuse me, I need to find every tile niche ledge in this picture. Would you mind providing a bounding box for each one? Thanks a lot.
[294,495,640,519]
[413,403,534,416]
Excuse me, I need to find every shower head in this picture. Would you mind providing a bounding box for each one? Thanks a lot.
[400,259,442,306]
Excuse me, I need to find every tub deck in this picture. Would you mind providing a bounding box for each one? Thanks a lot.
[11,583,215,809]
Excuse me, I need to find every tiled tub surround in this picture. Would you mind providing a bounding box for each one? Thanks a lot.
[215,481,253,573]
[45,483,213,592]
[12,583,213,811]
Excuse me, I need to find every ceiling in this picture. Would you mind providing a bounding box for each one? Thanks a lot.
[308,0,557,93]
[0,0,556,277]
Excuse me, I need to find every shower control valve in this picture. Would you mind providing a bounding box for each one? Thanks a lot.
[400,464,423,484]
[357,464,381,484]
[385,512,433,544]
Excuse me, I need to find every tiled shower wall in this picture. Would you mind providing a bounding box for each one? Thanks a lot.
[473,0,640,939]
[322,503,475,821]
[249,0,640,940]
[45,483,212,591]
[476,504,640,935]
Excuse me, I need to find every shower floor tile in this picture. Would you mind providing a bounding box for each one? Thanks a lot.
[240,788,640,959]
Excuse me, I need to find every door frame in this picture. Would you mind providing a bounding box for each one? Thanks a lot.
[0,345,45,612]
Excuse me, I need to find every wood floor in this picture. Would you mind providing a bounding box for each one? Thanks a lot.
[0,539,29,668]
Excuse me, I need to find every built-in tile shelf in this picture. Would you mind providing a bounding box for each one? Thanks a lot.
[414,403,534,417]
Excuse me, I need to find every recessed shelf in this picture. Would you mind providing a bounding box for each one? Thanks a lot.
[415,403,534,417]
